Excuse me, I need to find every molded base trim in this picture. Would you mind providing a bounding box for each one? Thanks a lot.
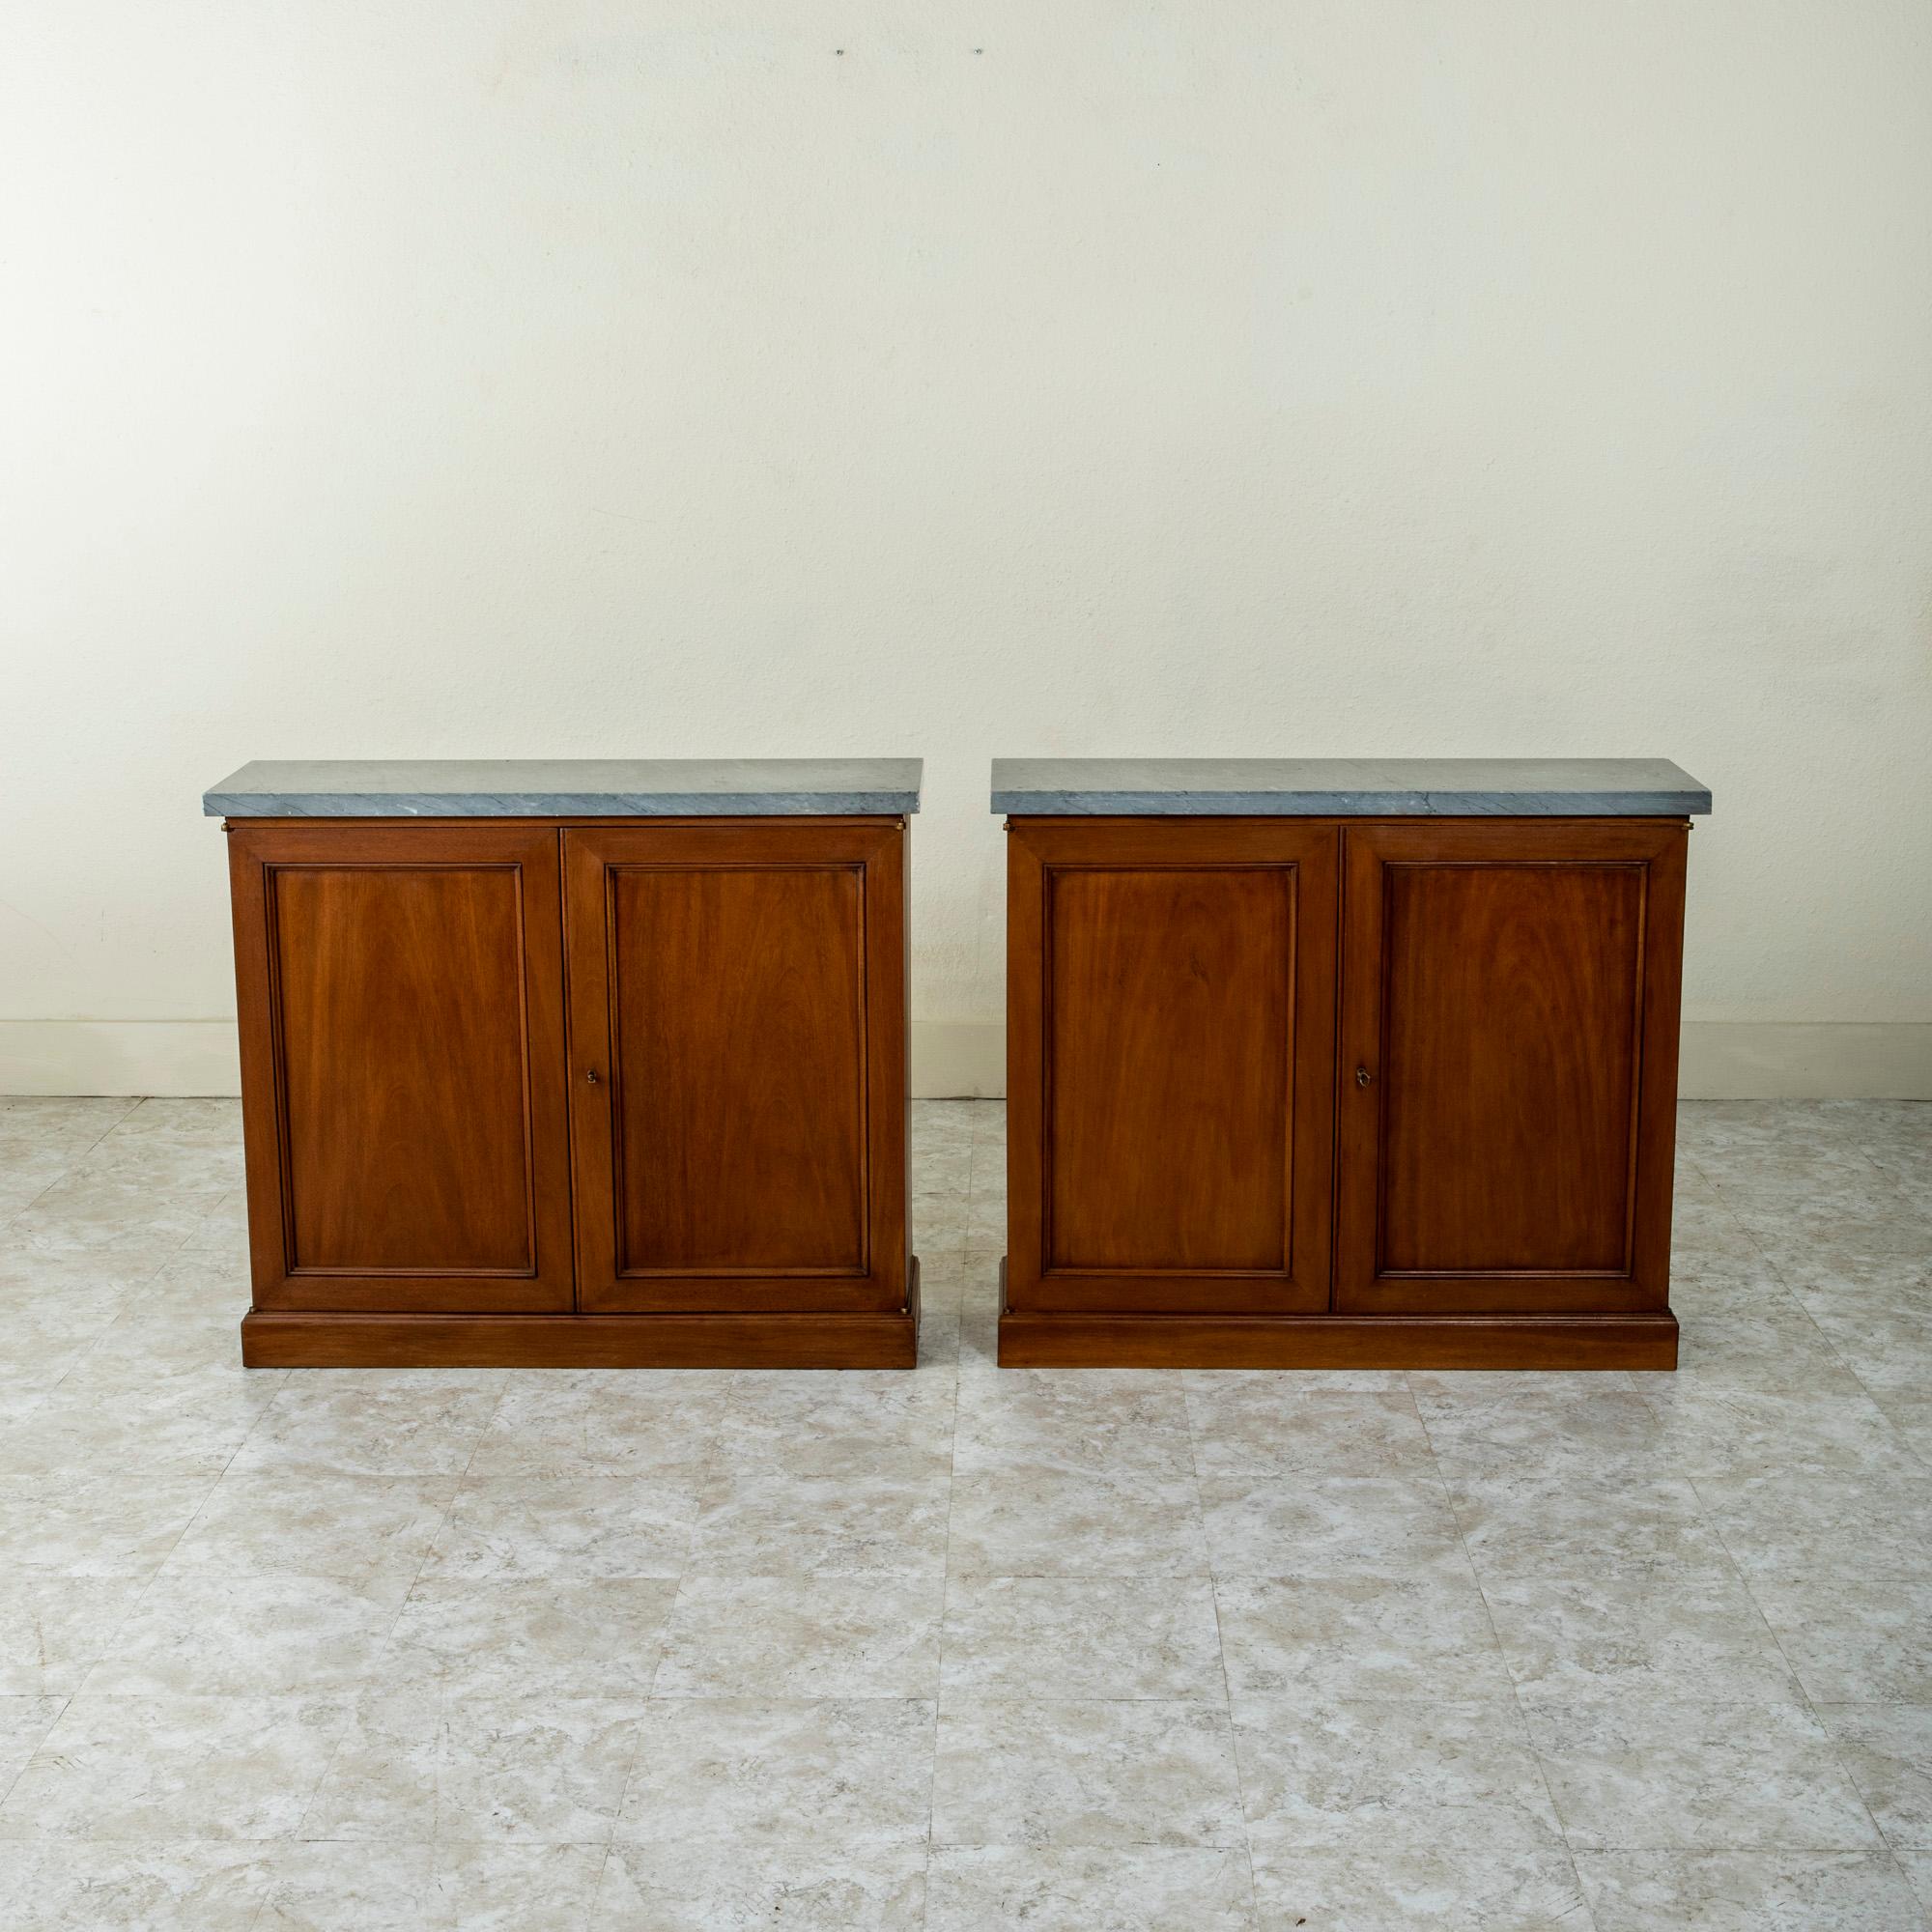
[997,1265,1675,1369]
[242,1261,921,1369]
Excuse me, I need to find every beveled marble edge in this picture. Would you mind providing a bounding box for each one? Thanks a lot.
[204,757,923,817]
[989,757,1712,816]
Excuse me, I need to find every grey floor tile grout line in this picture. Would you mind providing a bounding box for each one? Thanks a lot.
[1182,1388,1264,1929]
[1404,1374,1606,1931]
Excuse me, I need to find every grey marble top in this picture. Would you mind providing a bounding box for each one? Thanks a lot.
[991,757,1711,816]
[205,759,923,818]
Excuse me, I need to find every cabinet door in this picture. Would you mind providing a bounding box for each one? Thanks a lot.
[228,822,575,1312]
[1007,818,1336,1314]
[564,820,907,1313]
[1335,820,1687,1315]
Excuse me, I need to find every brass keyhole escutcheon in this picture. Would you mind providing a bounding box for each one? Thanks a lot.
[1355,1065,1372,1088]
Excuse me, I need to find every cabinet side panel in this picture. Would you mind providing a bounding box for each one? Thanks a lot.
[272,866,536,1272]
[611,865,867,1272]
[1046,866,1291,1272]
[1378,862,1643,1274]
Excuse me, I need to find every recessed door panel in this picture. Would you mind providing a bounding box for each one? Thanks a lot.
[228,823,575,1313]
[1336,820,1687,1314]
[611,864,867,1273]
[1047,867,1291,1272]
[1007,819,1336,1314]
[566,821,907,1313]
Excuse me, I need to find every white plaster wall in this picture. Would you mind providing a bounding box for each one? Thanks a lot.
[3,1,1929,1094]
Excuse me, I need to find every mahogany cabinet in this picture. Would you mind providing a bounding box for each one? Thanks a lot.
[992,758,1712,1371]
[209,759,921,1369]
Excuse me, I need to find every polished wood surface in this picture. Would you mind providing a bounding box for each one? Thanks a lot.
[564,821,908,1314]
[1050,867,1289,1269]
[1335,819,1686,1316]
[225,815,913,1365]
[997,1304,1677,1373]
[1000,814,1691,1368]
[1006,819,1335,1315]
[228,822,574,1313]
[242,1261,919,1369]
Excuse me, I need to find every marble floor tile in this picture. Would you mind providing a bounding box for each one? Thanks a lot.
[7,1165,219,1261]
[98,1096,242,1149]
[1744,1588,1932,1706]
[1818,1703,1932,1851]
[1234,1697,1563,1859]
[1575,1850,1927,1930]
[231,1374,503,1478]
[84,1565,414,1696]
[0,1571,158,1693]
[1199,1469,1465,1577]
[1473,1519,1804,1704]
[306,1689,643,1847]
[0,1692,350,1839]
[429,1695,643,1843]
[940,1574,1224,1701]
[654,1574,941,1698]
[1788,1287,1932,1396]
[946,1453,1209,1577]
[0,1282,131,1387]
[1638,1386,1927,1500]
[0,1840,270,1932]
[1901,1850,1932,1918]
[162,1469,457,1589]
[959,1191,1008,1249]
[926,1845,1255,1931]
[260,1841,609,1932]
[690,1463,952,1577]
[0,1094,139,1154]
[0,1380,273,1481]
[1414,1382,1669,1483]
[1,1096,1929,1910]
[0,1693,68,1801]
[1215,1557,1514,1702]
[1186,1384,1434,1476]
[712,1371,955,1473]
[618,1697,933,1849]
[421,1471,697,1581]
[0,1467,217,1575]
[1440,1464,1719,1579]
[296,1687,440,1840]
[949,1380,1207,1575]
[590,1842,926,1931]
[389,1577,678,1700]
[1872,1388,1932,1461]
[247,1842,446,1931]
[932,1699,1244,1849]
[1524,1697,1884,1851]
[1250,1848,1593,1931]
[1668,1272,1864,1392]
[459,1379,718,1491]
[1670,1204,1779,1273]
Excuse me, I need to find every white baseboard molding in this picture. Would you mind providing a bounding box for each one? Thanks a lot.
[0,1021,242,1098]
[3,1018,1927,1102]
[1675,1022,1932,1101]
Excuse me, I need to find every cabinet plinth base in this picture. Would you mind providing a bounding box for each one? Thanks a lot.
[997,1264,1674,1370]
[242,1262,921,1370]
